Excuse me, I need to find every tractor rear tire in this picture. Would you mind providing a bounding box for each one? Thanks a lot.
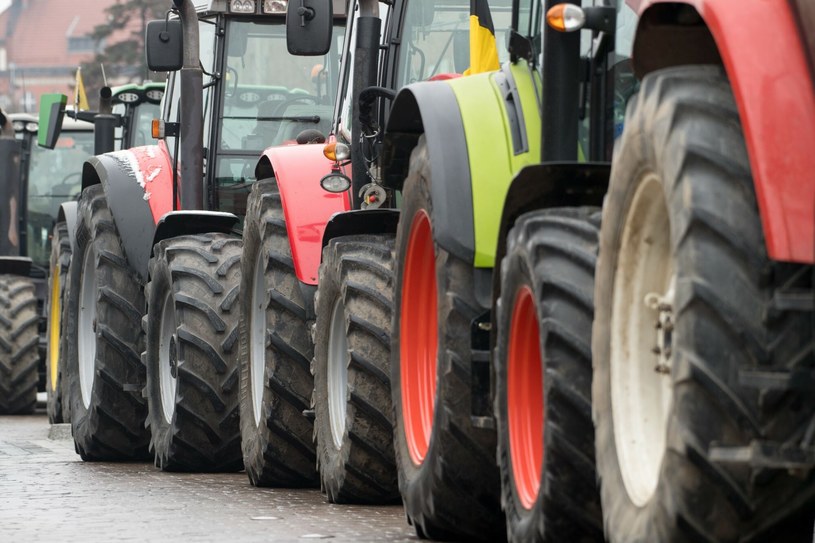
[494,208,604,542]
[144,234,244,472]
[0,275,39,414]
[46,221,71,423]
[64,184,150,461]
[593,65,815,542]
[312,234,399,504]
[391,136,504,541]
[239,178,318,487]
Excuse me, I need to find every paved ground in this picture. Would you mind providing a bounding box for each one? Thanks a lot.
[0,413,420,542]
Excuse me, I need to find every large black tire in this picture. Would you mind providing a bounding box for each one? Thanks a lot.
[144,233,244,472]
[46,221,71,423]
[312,234,399,504]
[238,178,318,487]
[494,208,603,542]
[64,184,150,461]
[391,136,504,541]
[0,275,39,414]
[593,65,815,542]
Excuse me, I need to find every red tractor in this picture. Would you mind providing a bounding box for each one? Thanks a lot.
[59,0,345,471]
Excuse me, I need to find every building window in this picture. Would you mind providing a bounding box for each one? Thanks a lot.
[67,36,97,53]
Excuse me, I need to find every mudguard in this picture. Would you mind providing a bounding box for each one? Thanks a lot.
[321,209,401,249]
[385,63,541,268]
[258,143,351,285]
[81,143,174,281]
[631,0,815,264]
[57,201,78,256]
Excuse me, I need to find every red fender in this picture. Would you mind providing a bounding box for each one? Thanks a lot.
[631,0,815,264]
[123,142,176,224]
[261,143,351,285]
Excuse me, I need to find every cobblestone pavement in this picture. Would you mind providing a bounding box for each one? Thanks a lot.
[0,413,421,543]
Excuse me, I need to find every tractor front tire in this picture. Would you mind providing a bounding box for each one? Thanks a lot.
[312,234,399,504]
[144,234,244,472]
[494,208,603,542]
[391,136,504,541]
[0,275,39,414]
[46,221,71,423]
[593,65,815,542]
[64,184,150,460]
[238,178,318,487]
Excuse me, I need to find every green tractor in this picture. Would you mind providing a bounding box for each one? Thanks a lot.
[42,82,166,424]
[0,111,94,416]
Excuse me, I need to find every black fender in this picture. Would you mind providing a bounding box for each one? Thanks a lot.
[82,153,159,282]
[152,211,240,250]
[57,201,78,256]
[0,256,31,276]
[383,82,475,263]
[320,209,401,249]
[490,161,610,311]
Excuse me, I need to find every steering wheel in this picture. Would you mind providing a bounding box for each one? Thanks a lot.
[270,95,320,118]
[50,171,82,196]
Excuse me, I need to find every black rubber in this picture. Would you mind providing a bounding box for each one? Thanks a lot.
[494,208,603,542]
[238,178,318,487]
[391,136,504,541]
[313,234,399,504]
[144,233,244,472]
[46,222,71,423]
[0,275,39,414]
[64,184,150,461]
[593,65,815,542]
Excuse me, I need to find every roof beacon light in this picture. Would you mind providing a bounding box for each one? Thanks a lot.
[262,0,287,13]
[546,4,586,32]
[230,0,256,13]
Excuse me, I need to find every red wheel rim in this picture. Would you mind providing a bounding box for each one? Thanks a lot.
[400,209,438,466]
[508,286,544,510]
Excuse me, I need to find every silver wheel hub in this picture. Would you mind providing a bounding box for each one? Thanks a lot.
[610,173,676,507]
[159,291,178,424]
[327,297,349,449]
[250,248,268,428]
[78,245,97,409]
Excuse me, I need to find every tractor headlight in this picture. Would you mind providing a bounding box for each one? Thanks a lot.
[229,0,256,13]
[117,92,140,104]
[145,89,164,103]
[25,122,38,133]
[262,0,287,13]
[12,121,24,132]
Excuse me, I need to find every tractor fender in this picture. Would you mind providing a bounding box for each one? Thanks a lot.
[384,81,476,263]
[152,210,239,248]
[257,143,350,285]
[385,65,542,268]
[57,201,78,256]
[321,209,401,249]
[631,0,815,264]
[81,144,174,281]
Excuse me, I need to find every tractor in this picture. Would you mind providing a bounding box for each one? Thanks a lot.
[239,0,512,502]
[0,111,94,416]
[380,0,814,541]
[43,81,166,424]
[51,0,346,471]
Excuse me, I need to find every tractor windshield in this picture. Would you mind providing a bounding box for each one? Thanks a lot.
[396,0,513,87]
[26,129,94,265]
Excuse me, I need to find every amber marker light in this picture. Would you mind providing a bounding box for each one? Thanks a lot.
[546,3,586,32]
[323,141,351,162]
[151,119,163,139]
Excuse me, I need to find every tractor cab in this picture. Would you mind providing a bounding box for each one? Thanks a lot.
[150,0,347,216]
[111,82,166,149]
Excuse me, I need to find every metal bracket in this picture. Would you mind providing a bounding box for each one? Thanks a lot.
[710,440,815,471]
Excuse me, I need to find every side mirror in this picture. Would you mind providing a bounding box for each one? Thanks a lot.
[146,19,183,72]
[38,94,67,149]
[287,0,333,56]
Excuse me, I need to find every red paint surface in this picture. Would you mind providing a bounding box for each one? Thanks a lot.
[634,0,815,263]
[124,143,175,224]
[263,143,351,285]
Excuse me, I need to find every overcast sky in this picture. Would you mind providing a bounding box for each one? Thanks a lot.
[0,1,9,13]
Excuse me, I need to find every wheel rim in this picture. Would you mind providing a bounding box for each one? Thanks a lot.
[159,290,179,424]
[327,297,349,449]
[400,209,438,466]
[48,264,61,392]
[78,245,97,409]
[507,286,544,510]
[250,247,267,427]
[610,173,675,507]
